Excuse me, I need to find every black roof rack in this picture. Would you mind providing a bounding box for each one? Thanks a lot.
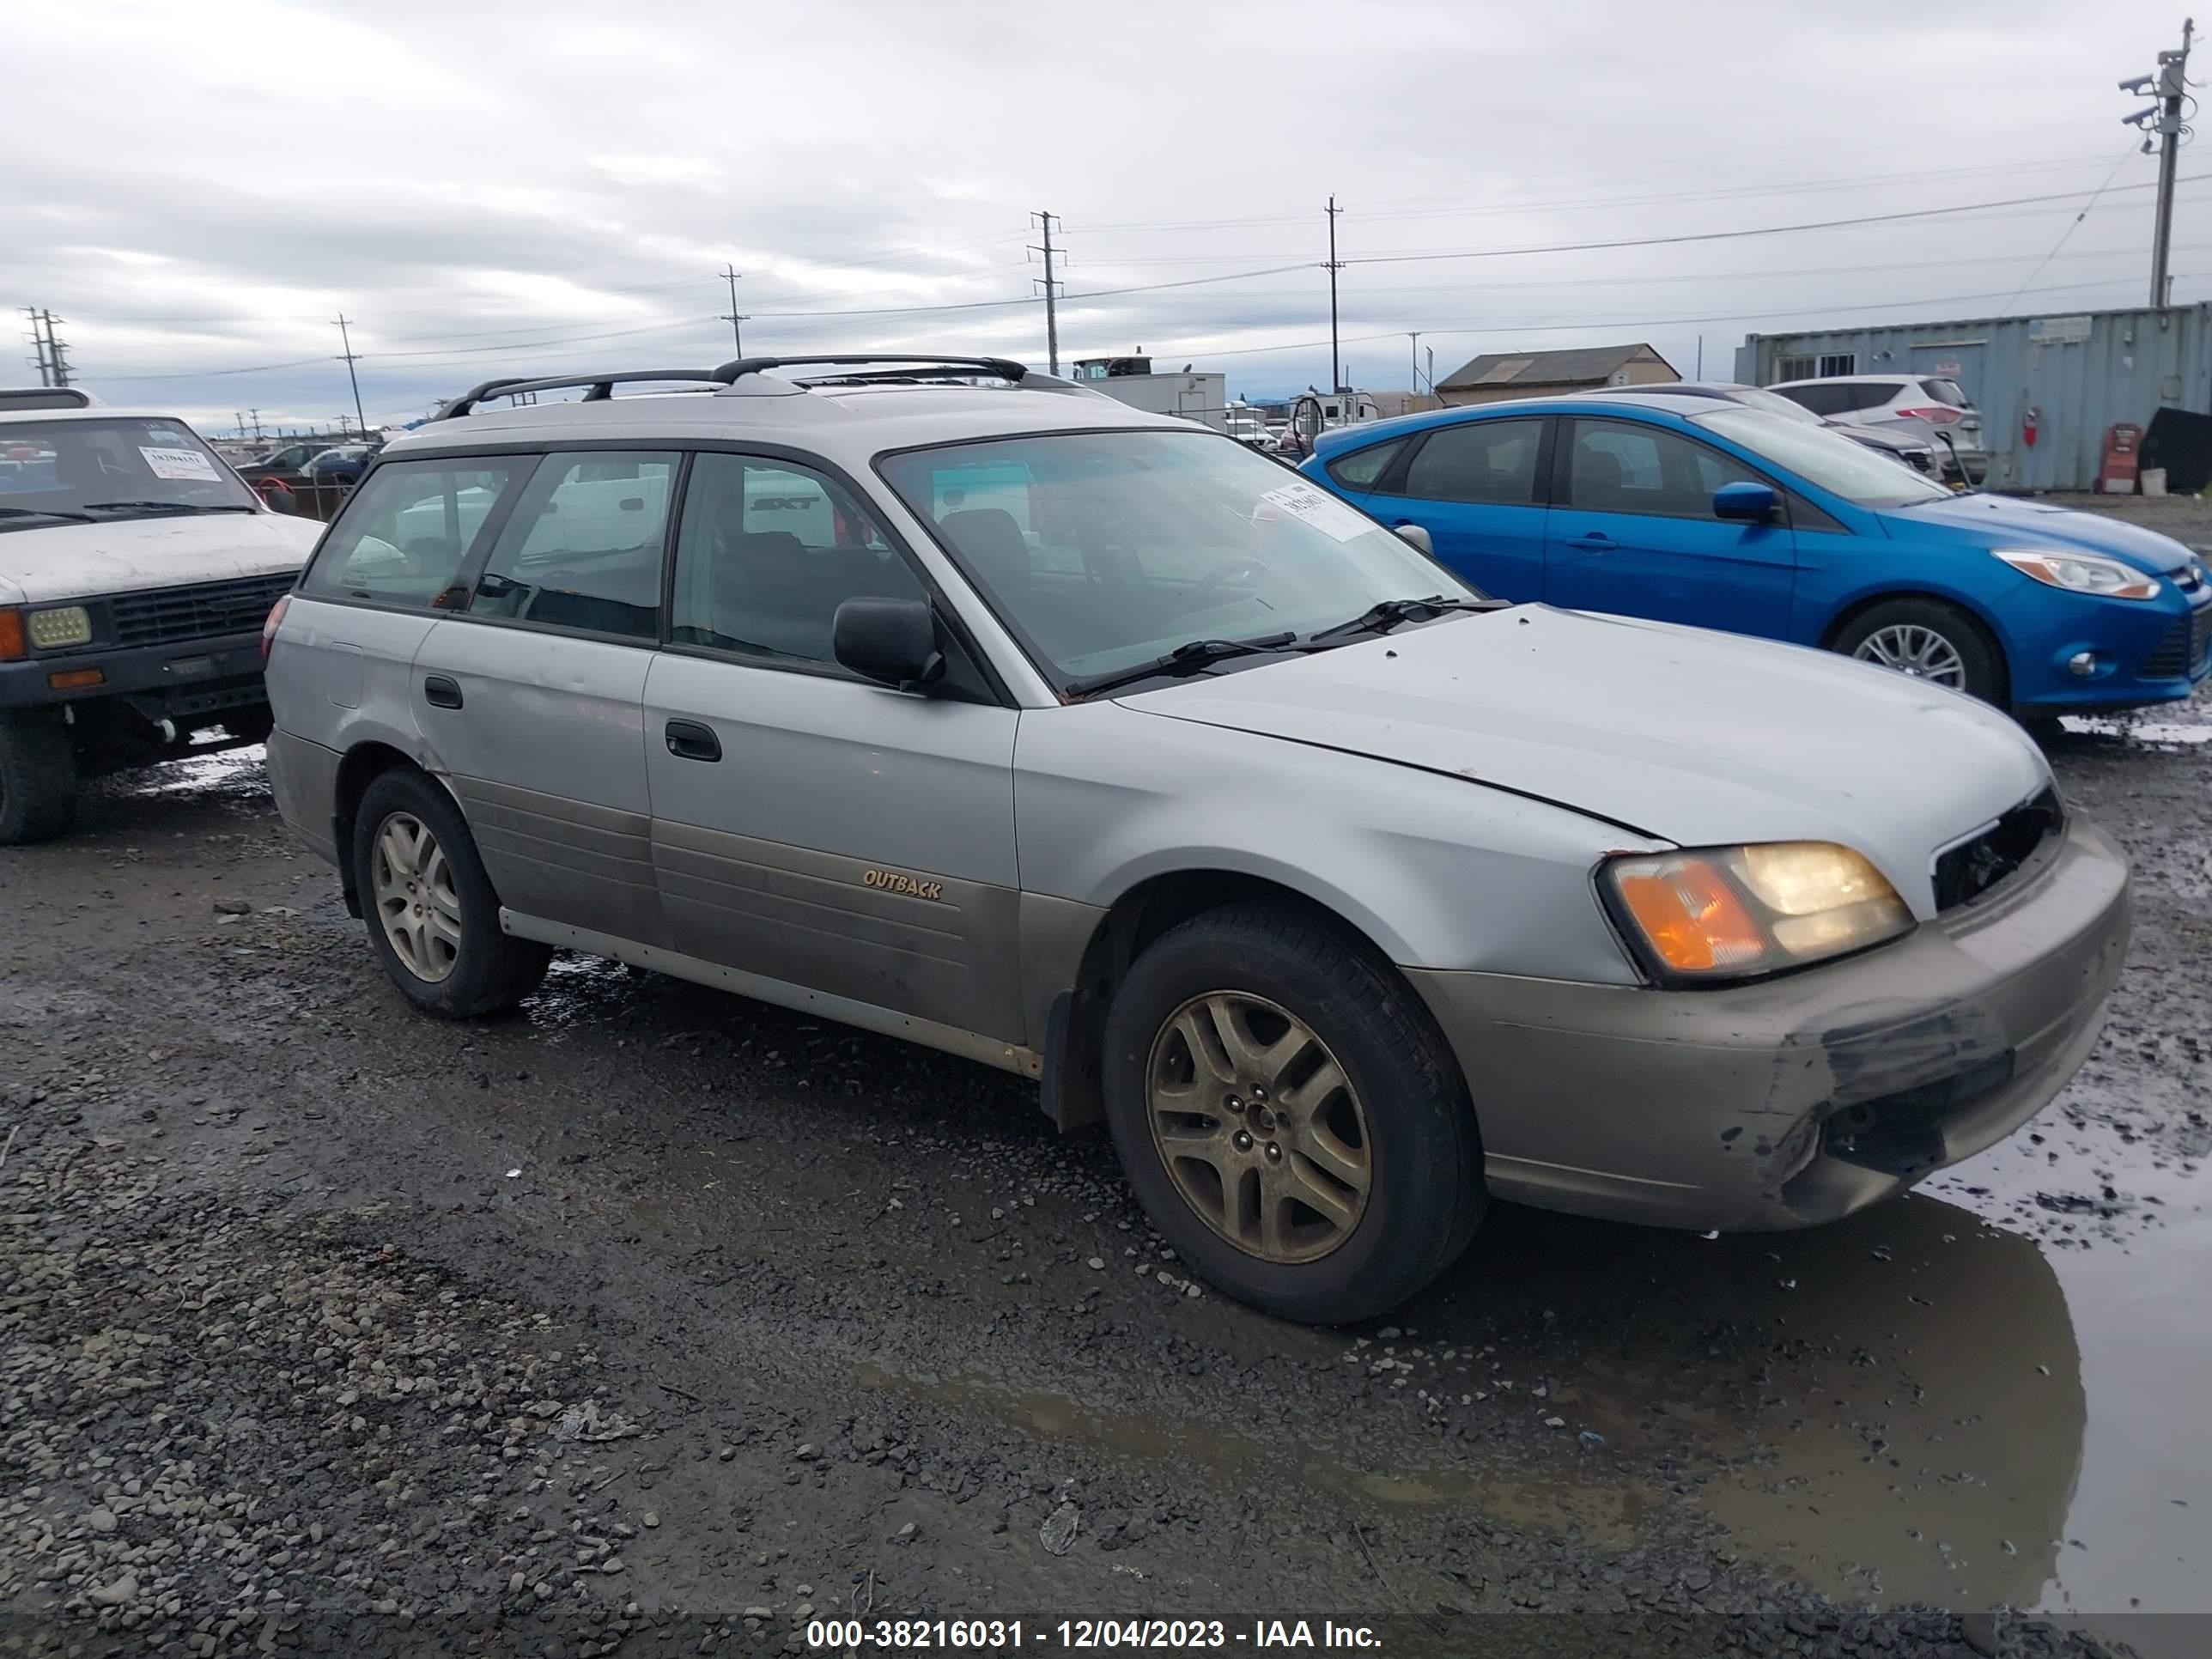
[0,386,95,411]
[709,354,1029,385]
[431,355,1042,422]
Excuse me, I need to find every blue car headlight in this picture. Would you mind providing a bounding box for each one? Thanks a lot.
[1993,548,2162,601]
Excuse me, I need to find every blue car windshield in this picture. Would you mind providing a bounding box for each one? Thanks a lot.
[1693,408,1954,510]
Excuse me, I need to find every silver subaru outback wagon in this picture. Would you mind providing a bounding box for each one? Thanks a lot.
[262,354,2129,1325]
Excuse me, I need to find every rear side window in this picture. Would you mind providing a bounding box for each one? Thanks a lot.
[467,451,678,641]
[1326,440,1405,489]
[1842,382,1903,413]
[1919,379,1969,407]
[1401,419,1543,505]
[302,459,530,608]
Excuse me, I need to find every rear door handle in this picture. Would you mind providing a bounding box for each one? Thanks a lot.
[664,720,721,763]
[1564,533,1616,550]
[423,674,463,708]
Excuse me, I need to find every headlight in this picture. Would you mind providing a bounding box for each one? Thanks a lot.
[1600,842,1913,985]
[27,605,94,649]
[1994,548,2160,600]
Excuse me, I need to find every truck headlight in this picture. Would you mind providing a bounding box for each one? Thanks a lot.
[1600,842,1913,985]
[1994,549,2161,600]
[27,605,94,649]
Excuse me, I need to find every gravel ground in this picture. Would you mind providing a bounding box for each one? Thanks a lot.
[2,673,2205,1656]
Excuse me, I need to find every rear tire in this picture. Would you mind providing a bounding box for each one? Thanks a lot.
[1100,900,1486,1325]
[1833,597,2004,706]
[350,768,550,1018]
[0,712,80,846]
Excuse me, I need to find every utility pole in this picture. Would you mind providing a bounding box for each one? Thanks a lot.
[720,265,747,355]
[20,308,50,386]
[1030,213,1062,374]
[2122,18,2195,307]
[1325,196,1344,393]
[332,315,367,434]
[44,313,72,388]
[24,310,73,388]
[1407,331,1423,400]
[248,408,264,442]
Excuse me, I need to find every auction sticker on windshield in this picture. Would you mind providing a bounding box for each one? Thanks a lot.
[140,447,220,482]
[1258,480,1372,542]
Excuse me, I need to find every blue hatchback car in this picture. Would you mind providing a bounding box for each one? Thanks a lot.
[1301,392,2212,714]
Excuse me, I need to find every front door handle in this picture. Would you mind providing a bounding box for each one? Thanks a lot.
[1564,532,1617,551]
[423,674,463,708]
[664,720,721,763]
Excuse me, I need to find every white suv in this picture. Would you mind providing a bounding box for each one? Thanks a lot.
[1766,374,1986,483]
[0,388,323,841]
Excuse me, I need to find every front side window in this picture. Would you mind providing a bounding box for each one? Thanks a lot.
[467,451,678,641]
[1401,419,1543,505]
[301,459,531,607]
[0,417,258,530]
[670,453,926,665]
[878,429,1474,688]
[1565,420,1762,520]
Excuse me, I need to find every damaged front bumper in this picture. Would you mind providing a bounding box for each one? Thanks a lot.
[1406,818,2130,1232]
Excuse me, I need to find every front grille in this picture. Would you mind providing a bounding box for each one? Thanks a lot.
[1932,786,2063,913]
[2144,604,2212,678]
[107,574,295,649]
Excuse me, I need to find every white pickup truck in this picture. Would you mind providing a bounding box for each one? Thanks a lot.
[0,388,323,842]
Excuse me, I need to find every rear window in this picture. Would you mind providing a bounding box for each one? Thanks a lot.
[1919,379,1970,407]
[301,459,531,608]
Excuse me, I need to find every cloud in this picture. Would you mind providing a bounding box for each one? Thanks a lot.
[0,0,2192,428]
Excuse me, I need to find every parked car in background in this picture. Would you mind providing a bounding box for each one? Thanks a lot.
[1766,374,1985,483]
[1302,391,2209,715]
[303,444,378,485]
[0,391,323,842]
[1586,381,1937,475]
[234,441,331,487]
[264,353,2126,1326]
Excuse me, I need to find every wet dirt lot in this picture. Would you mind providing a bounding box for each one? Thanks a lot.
[2,678,2207,1656]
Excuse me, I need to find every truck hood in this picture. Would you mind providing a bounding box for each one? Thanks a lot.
[0,512,322,606]
[1119,605,2051,915]
[1882,492,2199,575]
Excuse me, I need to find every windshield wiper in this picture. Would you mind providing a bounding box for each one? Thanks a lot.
[0,506,96,525]
[1067,633,1303,699]
[79,501,257,516]
[1305,594,1504,643]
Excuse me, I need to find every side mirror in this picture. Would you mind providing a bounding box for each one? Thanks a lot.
[1713,481,1779,522]
[1393,523,1435,556]
[833,598,945,691]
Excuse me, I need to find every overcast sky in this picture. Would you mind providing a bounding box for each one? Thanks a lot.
[3,0,2204,433]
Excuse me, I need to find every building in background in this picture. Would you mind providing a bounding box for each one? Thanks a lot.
[1734,304,2212,493]
[1435,343,1678,406]
[1071,356,1227,431]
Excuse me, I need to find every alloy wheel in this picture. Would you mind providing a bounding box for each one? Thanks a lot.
[1855,623,1966,688]
[1146,991,1372,1264]
[370,811,462,983]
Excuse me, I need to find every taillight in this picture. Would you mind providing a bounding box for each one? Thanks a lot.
[1894,405,1963,424]
[261,592,291,665]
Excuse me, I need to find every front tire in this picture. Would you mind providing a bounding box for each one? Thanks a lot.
[1834,597,2004,705]
[1100,901,1485,1324]
[350,769,550,1018]
[0,712,80,846]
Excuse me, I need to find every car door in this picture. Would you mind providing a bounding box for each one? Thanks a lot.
[641,450,1026,1046]
[1543,416,1796,634]
[410,448,680,947]
[1343,417,1551,600]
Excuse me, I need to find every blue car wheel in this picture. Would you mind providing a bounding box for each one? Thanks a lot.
[1832,597,2003,705]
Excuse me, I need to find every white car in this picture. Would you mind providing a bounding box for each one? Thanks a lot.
[1766,374,1986,483]
[0,387,323,842]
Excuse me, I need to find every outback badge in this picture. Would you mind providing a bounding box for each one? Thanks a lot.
[863,868,945,902]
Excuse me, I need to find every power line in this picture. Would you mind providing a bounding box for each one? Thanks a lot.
[2002,143,2142,313]
[1338,174,2212,269]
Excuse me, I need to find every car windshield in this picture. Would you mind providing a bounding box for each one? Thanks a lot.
[878,429,1477,689]
[1692,408,1954,508]
[0,417,257,528]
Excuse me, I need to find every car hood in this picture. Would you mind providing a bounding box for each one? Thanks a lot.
[1883,492,2198,574]
[1118,605,2050,915]
[0,513,322,605]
